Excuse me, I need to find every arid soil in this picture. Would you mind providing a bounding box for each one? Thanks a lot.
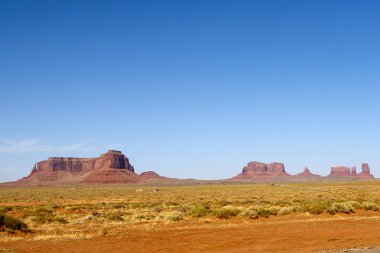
[1,212,380,253]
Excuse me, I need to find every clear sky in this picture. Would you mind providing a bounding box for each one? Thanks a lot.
[1,0,379,182]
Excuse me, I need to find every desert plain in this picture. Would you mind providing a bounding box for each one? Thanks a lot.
[1,181,380,253]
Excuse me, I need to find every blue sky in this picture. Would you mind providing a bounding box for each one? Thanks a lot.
[1,0,379,182]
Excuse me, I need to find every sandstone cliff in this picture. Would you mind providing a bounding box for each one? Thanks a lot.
[328,163,373,179]
[231,161,289,181]
[230,161,374,182]
[19,150,140,184]
[15,151,377,184]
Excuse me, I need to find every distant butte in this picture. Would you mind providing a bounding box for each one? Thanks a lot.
[7,151,376,184]
[139,171,174,182]
[328,163,374,179]
[295,167,322,179]
[230,161,289,181]
[229,161,374,181]
[19,150,141,184]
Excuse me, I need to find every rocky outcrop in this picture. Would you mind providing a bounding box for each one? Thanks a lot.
[231,161,289,181]
[267,163,286,174]
[30,150,134,174]
[14,151,376,184]
[358,163,374,178]
[328,163,374,179]
[139,171,173,182]
[230,161,375,182]
[140,171,162,179]
[295,167,322,178]
[328,166,352,177]
[19,150,140,184]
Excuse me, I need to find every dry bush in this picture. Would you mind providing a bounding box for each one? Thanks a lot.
[132,213,155,221]
[362,202,380,211]
[345,201,362,209]
[165,211,183,221]
[328,202,356,215]
[1,181,380,238]
[242,207,259,219]
[105,212,124,221]
[277,206,297,215]
[214,206,241,219]
[303,202,329,215]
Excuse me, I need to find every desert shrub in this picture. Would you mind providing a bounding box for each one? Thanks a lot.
[267,206,281,216]
[0,214,28,232]
[214,206,241,219]
[328,202,355,215]
[152,206,163,213]
[242,205,295,218]
[304,202,328,215]
[106,213,124,221]
[345,201,362,209]
[274,200,292,206]
[362,202,380,211]
[277,206,296,216]
[165,211,183,221]
[257,208,271,218]
[64,205,82,211]
[30,206,54,223]
[0,206,12,213]
[132,213,154,221]
[31,215,55,224]
[113,203,126,209]
[35,206,53,214]
[174,206,189,213]
[242,207,259,219]
[218,200,232,207]
[165,201,180,206]
[242,199,254,205]
[29,205,72,224]
[55,216,68,224]
[259,200,273,205]
[190,202,211,218]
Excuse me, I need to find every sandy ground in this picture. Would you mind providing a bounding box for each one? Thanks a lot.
[1,212,380,253]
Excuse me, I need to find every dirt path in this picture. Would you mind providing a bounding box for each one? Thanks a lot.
[1,215,380,253]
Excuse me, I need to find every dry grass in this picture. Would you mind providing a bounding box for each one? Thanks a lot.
[0,181,379,241]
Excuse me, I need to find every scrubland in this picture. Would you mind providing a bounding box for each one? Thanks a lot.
[0,181,380,242]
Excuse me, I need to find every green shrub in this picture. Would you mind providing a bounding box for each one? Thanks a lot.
[31,215,55,224]
[0,214,28,232]
[346,201,362,209]
[190,202,211,218]
[257,208,271,218]
[0,206,12,213]
[214,206,241,219]
[328,202,355,215]
[267,206,281,216]
[304,202,328,215]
